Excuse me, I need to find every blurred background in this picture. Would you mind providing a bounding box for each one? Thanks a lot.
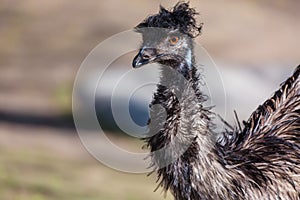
[0,0,299,199]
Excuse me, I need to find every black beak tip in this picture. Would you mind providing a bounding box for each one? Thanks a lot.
[132,58,141,68]
[132,54,148,68]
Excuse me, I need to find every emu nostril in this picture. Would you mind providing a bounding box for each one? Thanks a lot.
[141,48,156,60]
[133,47,157,68]
[142,54,151,60]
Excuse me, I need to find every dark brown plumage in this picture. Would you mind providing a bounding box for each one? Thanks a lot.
[132,2,300,200]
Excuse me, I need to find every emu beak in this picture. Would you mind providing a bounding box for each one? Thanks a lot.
[132,47,157,68]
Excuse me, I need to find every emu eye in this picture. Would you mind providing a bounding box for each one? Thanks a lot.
[169,36,179,45]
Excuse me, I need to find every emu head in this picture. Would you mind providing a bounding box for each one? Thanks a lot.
[132,2,202,74]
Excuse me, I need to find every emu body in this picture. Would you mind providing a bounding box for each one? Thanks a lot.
[132,3,300,200]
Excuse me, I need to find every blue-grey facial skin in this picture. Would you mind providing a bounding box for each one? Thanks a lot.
[133,29,193,70]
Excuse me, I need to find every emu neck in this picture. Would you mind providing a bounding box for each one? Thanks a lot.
[148,54,216,160]
[146,55,228,199]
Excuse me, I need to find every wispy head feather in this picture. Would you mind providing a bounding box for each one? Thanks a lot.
[136,2,203,38]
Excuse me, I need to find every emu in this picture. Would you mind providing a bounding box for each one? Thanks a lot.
[132,2,300,200]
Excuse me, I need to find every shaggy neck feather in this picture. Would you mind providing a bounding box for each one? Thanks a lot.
[146,50,229,199]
